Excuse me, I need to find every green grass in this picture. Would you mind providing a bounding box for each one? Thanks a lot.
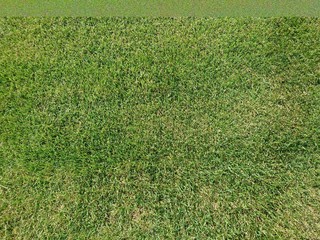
[0,18,319,239]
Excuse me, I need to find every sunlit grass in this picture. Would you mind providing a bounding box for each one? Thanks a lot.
[0,17,319,239]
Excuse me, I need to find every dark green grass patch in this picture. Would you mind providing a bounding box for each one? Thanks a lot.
[0,18,319,239]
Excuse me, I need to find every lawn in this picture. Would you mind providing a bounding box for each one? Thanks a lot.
[0,18,319,239]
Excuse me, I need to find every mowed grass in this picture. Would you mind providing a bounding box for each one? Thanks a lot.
[0,18,319,239]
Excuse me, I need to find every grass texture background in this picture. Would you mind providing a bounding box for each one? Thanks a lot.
[0,18,319,239]
[0,1,319,16]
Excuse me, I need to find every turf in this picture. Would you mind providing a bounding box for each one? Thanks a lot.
[0,18,319,239]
